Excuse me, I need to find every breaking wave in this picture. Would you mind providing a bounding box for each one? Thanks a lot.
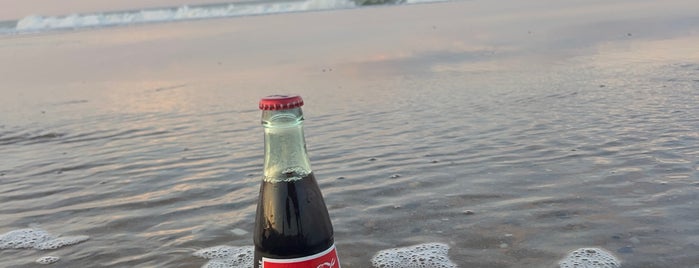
[0,0,448,35]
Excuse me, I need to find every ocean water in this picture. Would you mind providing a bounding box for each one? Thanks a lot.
[0,0,446,35]
[1,0,699,267]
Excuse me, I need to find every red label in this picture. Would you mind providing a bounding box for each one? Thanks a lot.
[261,244,340,268]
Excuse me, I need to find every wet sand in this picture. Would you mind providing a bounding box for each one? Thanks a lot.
[1,0,699,267]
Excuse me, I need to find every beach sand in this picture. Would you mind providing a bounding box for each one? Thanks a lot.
[1,0,699,267]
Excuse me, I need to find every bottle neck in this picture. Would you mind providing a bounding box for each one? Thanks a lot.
[261,107,312,183]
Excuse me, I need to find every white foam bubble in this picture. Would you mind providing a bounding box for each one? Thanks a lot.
[35,235,90,250]
[36,256,60,264]
[0,228,89,250]
[193,245,254,268]
[0,228,55,249]
[559,248,621,268]
[370,242,457,268]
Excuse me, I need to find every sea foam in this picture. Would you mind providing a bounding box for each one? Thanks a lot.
[194,245,254,268]
[13,0,358,34]
[0,228,89,250]
[36,256,61,265]
[194,243,457,268]
[6,0,449,35]
[370,242,457,268]
[558,248,621,268]
[0,228,54,249]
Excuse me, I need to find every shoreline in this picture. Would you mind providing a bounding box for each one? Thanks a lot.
[1,0,698,267]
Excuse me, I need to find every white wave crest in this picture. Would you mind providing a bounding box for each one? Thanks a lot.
[14,0,359,33]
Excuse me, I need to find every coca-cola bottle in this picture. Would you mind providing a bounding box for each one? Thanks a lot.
[254,95,340,268]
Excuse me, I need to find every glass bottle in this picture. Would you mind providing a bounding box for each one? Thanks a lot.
[254,95,340,268]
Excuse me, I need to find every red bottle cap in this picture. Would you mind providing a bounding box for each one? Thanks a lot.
[259,94,304,110]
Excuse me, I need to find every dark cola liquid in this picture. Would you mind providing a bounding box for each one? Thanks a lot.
[253,172,334,267]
